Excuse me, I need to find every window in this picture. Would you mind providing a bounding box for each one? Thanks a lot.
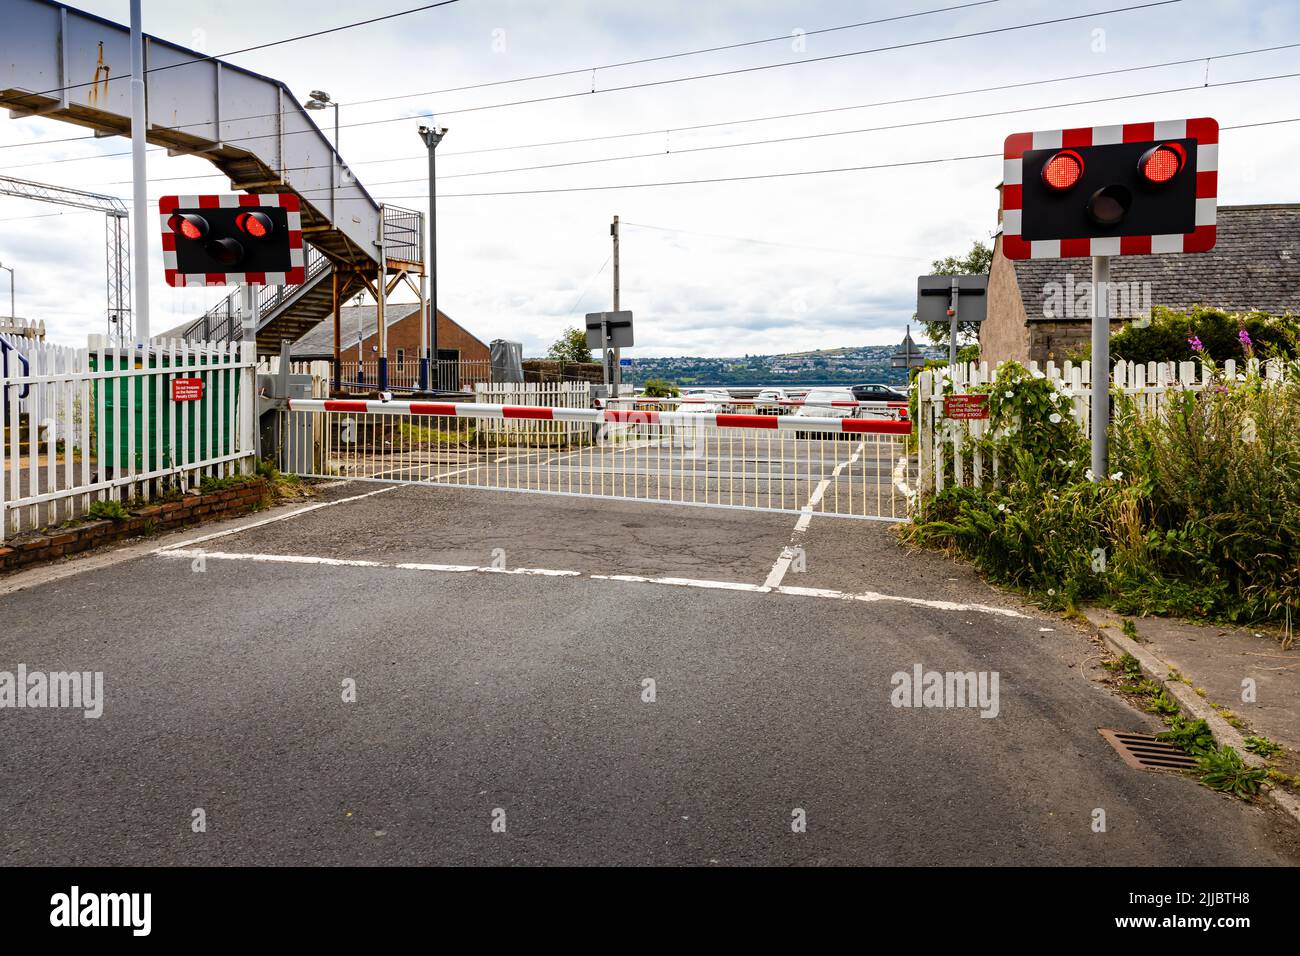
[395,349,405,365]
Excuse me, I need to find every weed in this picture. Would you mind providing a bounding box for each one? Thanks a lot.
[87,500,129,521]
[1156,716,1216,758]
[1197,746,1267,799]
[1243,735,1284,758]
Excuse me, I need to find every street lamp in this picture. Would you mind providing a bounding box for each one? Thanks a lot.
[417,124,447,391]
[304,90,338,151]
[0,260,14,322]
[305,90,341,242]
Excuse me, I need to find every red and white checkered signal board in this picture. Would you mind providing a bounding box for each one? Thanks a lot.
[160,193,305,286]
[1002,118,1218,260]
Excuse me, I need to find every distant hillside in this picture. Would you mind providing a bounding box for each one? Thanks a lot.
[622,343,941,387]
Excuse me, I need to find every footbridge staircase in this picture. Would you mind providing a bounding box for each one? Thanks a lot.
[0,0,424,356]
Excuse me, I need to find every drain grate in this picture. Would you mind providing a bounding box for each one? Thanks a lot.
[1099,729,1200,772]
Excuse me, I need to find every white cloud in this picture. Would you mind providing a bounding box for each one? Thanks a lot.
[2,0,1298,357]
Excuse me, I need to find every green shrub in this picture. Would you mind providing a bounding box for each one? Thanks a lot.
[908,359,1300,624]
[1111,306,1300,365]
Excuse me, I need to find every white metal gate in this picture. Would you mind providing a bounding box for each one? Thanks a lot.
[278,399,917,522]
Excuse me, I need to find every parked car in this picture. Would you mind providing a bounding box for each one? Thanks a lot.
[851,382,909,420]
[850,383,907,403]
[753,387,790,414]
[677,388,732,413]
[793,387,857,438]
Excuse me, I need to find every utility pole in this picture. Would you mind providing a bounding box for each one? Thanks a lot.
[129,0,150,346]
[418,124,447,391]
[611,214,620,392]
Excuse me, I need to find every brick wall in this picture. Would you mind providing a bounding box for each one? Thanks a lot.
[354,309,489,365]
[0,479,268,575]
[980,233,1033,365]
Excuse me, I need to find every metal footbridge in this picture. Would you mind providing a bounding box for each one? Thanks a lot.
[0,0,424,356]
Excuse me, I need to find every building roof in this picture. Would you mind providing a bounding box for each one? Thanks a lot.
[291,302,422,357]
[1010,204,1300,321]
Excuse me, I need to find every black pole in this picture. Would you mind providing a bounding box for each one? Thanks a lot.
[429,138,438,388]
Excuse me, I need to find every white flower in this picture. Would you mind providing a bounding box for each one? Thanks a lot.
[1047,588,1056,596]
[1110,471,1123,480]
[1049,413,1062,424]
[1084,469,1096,481]
[1004,390,1014,398]
[997,502,1007,512]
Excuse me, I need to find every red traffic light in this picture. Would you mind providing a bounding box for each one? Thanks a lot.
[235,211,274,239]
[168,213,209,241]
[1138,142,1186,184]
[1041,150,1084,191]
[205,238,244,266]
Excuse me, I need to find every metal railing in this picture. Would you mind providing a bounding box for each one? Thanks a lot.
[381,205,424,266]
[336,358,495,392]
[176,247,332,345]
[277,399,917,521]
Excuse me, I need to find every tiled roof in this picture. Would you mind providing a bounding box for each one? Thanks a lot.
[1012,204,1300,321]
[290,302,421,356]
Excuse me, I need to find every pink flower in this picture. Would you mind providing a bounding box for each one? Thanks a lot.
[1238,328,1253,352]
[1188,335,1204,352]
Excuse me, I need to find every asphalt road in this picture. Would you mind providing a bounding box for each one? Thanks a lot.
[1,482,1297,865]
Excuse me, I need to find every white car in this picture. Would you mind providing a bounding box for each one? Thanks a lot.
[677,388,731,413]
[793,387,858,419]
[793,387,858,438]
[753,387,789,414]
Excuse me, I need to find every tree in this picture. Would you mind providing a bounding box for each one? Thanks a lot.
[641,378,680,398]
[547,327,594,363]
[920,240,993,349]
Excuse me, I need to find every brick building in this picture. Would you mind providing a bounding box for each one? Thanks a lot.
[980,199,1300,365]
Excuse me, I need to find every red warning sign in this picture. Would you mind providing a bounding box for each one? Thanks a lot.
[172,378,204,402]
[943,394,989,420]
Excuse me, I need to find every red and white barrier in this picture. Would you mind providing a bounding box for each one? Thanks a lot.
[286,398,913,436]
[604,396,908,409]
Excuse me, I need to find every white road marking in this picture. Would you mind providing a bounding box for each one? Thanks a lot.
[152,548,1026,618]
[156,457,510,555]
[156,485,402,553]
[592,573,768,593]
[776,584,1029,618]
[763,440,865,590]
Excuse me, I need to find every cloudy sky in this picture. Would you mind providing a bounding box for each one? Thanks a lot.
[2,0,1298,356]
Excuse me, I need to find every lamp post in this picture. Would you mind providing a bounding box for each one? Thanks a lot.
[305,91,339,225]
[0,261,13,321]
[304,90,338,150]
[417,124,447,391]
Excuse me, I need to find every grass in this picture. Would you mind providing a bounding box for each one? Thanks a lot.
[905,358,1300,630]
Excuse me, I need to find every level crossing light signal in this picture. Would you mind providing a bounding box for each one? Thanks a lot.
[236,210,274,239]
[160,194,305,287]
[1001,118,1217,259]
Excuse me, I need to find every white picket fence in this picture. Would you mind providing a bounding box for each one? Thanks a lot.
[1,336,257,542]
[915,358,1277,494]
[471,381,599,442]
